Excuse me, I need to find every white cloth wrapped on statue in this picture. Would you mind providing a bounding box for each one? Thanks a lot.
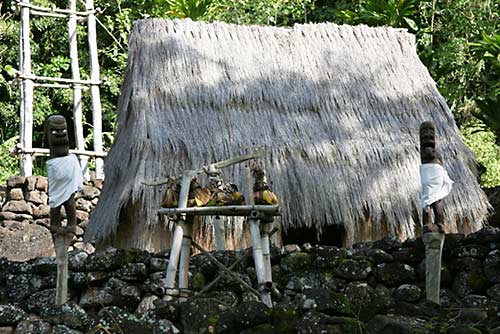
[420,163,454,208]
[47,154,84,208]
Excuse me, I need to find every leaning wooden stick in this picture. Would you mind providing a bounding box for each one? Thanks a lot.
[46,115,84,304]
[142,151,265,186]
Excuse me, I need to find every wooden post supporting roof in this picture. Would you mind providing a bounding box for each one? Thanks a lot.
[19,0,33,177]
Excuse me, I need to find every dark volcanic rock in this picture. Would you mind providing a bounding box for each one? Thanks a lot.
[484,250,500,284]
[5,273,44,301]
[393,284,422,303]
[335,259,372,280]
[487,282,500,301]
[51,324,83,334]
[295,311,363,334]
[27,289,57,312]
[85,247,145,271]
[300,288,351,316]
[375,262,416,286]
[280,252,312,273]
[449,257,483,274]
[0,304,27,325]
[365,248,393,264]
[462,226,500,244]
[366,315,428,334]
[30,257,57,275]
[112,262,148,281]
[79,288,114,308]
[69,271,109,289]
[391,247,422,265]
[372,237,402,252]
[452,271,489,297]
[310,246,349,270]
[112,285,142,312]
[191,250,246,280]
[179,298,228,333]
[96,306,153,334]
[39,303,93,331]
[68,251,88,271]
[15,316,52,334]
[451,244,490,259]
[285,271,344,292]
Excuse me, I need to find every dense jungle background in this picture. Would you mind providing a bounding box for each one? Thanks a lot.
[0,0,499,186]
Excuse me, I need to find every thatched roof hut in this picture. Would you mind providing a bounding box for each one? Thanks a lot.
[84,19,489,251]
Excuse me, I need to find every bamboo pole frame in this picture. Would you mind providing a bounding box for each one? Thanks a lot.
[14,0,97,16]
[19,0,33,177]
[213,216,226,250]
[191,240,260,297]
[165,172,196,299]
[68,0,89,179]
[244,165,272,307]
[86,0,104,179]
[15,0,105,179]
[158,204,280,217]
[16,73,101,85]
[33,82,90,90]
[14,146,107,157]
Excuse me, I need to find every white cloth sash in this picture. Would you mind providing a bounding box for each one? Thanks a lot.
[47,154,84,208]
[420,163,453,208]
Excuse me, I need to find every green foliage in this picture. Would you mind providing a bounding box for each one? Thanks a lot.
[0,136,19,183]
[339,0,421,31]
[165,0,213,20]
[461,121,500,187]
[206,0,314,26]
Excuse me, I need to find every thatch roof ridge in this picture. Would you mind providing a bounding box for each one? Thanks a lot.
[85,19,489,247]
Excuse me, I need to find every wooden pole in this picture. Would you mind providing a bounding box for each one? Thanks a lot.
[213,216,226,250]
[17,73,101,85]
[86,0,104,179]
[14,0,96,16]
[165,172,195,299]
[197,247,253,296]
[245,165,272,307]
[15,146,107,157]
[68,0,89,179]
[178,217,193,292]
[423,232,445,304]
[158,204,279,216]
[19,0,33,177]
[261,220,273,283]
[191,240,260,298]
[54,232,73,304]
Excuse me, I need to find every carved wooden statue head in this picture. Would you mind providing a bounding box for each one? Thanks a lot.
[420,121,437,164]
[47,115,69,158]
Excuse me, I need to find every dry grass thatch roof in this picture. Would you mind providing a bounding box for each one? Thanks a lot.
[85,19,489,247]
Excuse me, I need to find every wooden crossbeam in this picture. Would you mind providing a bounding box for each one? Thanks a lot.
[158,205,280,217]
[14,146,107,158]
[14,0,97,16]
[16,73,101,86]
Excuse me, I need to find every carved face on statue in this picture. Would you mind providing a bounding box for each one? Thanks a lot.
[420,121,437,164]
[47,115,69,158]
